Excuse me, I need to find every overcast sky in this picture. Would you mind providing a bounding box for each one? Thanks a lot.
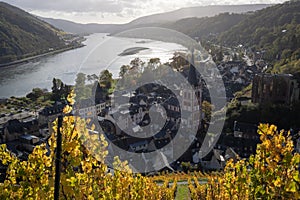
[3,0,287,24]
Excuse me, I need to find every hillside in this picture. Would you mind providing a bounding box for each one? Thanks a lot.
[41,4,271,35]
[164,13,247,39]
[219,1,300,73]
[0,2,67,64]
[128,4,271,25]
[40,17,122,35]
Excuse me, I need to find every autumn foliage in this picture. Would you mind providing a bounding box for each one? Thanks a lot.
[188,124,300,200]
[0,91,177,199]
[0,91,299,199]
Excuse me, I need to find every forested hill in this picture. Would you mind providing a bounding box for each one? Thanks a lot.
[165,13,247,39]
[219,1,300,73]
[0,2,67,64]
[41,4,271,35]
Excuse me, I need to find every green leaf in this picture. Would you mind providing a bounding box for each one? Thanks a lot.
[286,181,297,193]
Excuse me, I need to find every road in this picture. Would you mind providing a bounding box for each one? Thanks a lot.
[0,44,84,68]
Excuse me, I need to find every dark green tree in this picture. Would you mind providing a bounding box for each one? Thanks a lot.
[99,70,113,91]
[75,73,88,100]
[119,65,130,78]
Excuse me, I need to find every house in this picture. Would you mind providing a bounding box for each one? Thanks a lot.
[137,151,174,173]
[73,98,106,119]
[19,134,40,152]
[21,116,39,136]
[0,112,39,143]
[225,121,260,158]
[38,102,66,127]
[224,147,240,162]
[200,149,226,171]
[73,99,106,118]
[164,96,181,130]
[128,140,148,152]
[233,121,258,140]
[1,119,23,143]
[200,147,239,171]
[19,134,40,145]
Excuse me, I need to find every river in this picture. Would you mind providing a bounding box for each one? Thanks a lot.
[0,33,186,98]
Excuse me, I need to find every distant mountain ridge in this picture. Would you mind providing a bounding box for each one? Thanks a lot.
[41,4,272,35]
[0,2,67,64]
[128,4,272,25]
[39,17,122,35]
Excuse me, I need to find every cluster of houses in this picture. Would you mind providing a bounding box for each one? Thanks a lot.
[217,61,260,99]
[2,49,300,173]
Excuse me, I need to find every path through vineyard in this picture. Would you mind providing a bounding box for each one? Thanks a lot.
[175,184,191,200]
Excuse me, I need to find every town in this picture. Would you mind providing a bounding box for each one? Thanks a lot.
[1,1,299,199]
[1,47,300,176]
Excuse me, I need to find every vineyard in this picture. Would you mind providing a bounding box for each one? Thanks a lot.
[0,92,299,199]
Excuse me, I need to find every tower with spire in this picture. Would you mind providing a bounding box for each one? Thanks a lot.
[181,49,202,130]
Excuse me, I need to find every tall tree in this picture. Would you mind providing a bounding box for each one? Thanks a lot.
[119,65,130,78]
[51,78,63,102]
[75,73,87,100]
[99,70,113,91]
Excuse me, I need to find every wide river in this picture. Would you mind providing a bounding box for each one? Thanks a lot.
[0,33,186,98]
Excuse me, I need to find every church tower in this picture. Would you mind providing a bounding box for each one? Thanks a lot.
[182,50,202,130]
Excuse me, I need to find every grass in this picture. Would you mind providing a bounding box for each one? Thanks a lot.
[175,185,190,200]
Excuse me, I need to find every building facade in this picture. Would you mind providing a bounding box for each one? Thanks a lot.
[252,74,300,105]
[181,51,202,130]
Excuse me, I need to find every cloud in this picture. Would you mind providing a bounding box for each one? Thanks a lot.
[2,0,287,23]
[5,0,131,13]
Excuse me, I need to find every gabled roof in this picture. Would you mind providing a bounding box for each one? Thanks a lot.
[164,96,179,107]
[225,147,239,161]
[39,102,65,116]
[5,119,23,134]
[213,149,225,162]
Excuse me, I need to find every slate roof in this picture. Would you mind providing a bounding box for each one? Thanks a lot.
[39,102,65,116]
[5,119,23,134]
[188,53,198,87]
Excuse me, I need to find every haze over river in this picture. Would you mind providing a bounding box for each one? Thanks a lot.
[0,33,186,98]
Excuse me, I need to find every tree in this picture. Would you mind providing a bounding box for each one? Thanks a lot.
[87,74,98,84]
[99,70,113,91]
[130,58,145,74]
[75,73,88,100]
[26,88,45,101]
[149,58,160,69]
[119,65,130,78]
[170,54,187,71]
[52,78,70,102]
[202,101,214,123]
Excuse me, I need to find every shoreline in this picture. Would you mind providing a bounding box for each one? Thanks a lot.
[0,44,85,68]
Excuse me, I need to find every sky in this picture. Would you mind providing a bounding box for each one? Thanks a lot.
[3,0,287,24]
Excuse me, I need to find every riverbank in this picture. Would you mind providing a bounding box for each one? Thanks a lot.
[0,44,85,68]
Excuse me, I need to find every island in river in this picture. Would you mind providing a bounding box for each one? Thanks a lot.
[118,47,149,56]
